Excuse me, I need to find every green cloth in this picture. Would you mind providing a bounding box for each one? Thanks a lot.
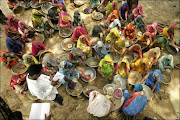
[32,9,44,27]
[154,37,166,50]
[100,59,113,77]
[105,0,119,16]
[158,55,174,71]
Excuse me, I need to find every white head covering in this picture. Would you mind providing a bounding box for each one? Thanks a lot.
[60,61,66,68]
[97,41,103,48]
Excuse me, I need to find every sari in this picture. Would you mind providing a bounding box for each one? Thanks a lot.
[112,38,125,55]
[107,10,119,23]
[31,9,45,27]
[108,19,121,32]
[6,37,22,53]
[99,55,114,77]
[106,28,121,44]
[137,32,153,46]
[146,22,158,38]
[72,11,82,28]
[7,15,19,31]
[53,0,66,11]
[160,24,176,40]
[116,58,130,78]
[93,41,108,58]
[154,36,166,51]
[132,15,145,31]
[18,21,31,42]
[0,51,18,69]
[120,2,129,20]
[71,26,87,42]
[41,18,55,37]
[4,25,19,38]
[92,25,103,38]
[122,90,147,116]
[123,23,135,40]
[127,0,138,13]
[158,55,174,71]
[77,35,91,56]
[132,4,145,19]
[30,40,46,56]
[127,44,142,58]
[105,0,119,16]
[58,11,71,28]
[144,69,162,92]
[22,54,38,67]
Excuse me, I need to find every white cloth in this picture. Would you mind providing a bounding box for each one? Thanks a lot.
[87,91,111,117]
[52,71,64,82]
[27,74,58,100]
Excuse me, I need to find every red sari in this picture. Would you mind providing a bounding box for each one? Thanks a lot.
[71,26,87,43]
[30,40,46,56]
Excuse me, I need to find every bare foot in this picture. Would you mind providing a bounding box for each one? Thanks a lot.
[60,101,69,107]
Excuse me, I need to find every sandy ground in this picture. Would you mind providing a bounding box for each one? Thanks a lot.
[0,0,180,119]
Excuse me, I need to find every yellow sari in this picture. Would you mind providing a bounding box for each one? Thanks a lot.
[116,58,130,78]
[105,28,121,43]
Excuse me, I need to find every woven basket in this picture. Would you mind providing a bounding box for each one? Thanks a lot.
[83,86,98,98]
[66,82,83,96]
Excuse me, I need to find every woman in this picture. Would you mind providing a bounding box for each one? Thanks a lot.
[143,47,161,66]
[18,21,31,42]
[107,10,119,24]
[92,41,108,60]
[41,18,55,38]
[115,58,130,78]
[108,19,121,33]
[71,26,87,43]
[7,0,20,10]
[158,54,174,71]
[77,35,92,57]
[132,15,145,32]
[154,36,167,51]
[146,22,158,38]
[31,9,45,28]
[99,0,112,7]
[122,90,147,116]
[4,25,20,38]
[140,69,162,94]
[91,25,104,41]
[69,48,86,65]
[130,58,150,76]
[111,39,125,55]
[53,0,66,11]
[59,61,79,85]
[6,37,23,54]
[0,51,19,69]
[127,0,138,13]
[136,32,153,49]
[88,0,101,13]
[58,11,72,28]
[160,24,176,41]
[22,54,38,67]
[105,0,119,17]
[72,11,83,28]
[7,15,19,31]
[121,23,137,44]
[98,55,114,80]
[87,90,113,117]
[30,40,46,56]
[132,4,145,19]
[119,0,129,21]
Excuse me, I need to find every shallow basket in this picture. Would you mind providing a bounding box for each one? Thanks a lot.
[112,75,126,89]
[13,6,25,15]
[56,54,69,63]
[59,27,73,38]
[142,84,153,100]
[111,96,124,111]
[109,53,121,63]
[11,62,28,74]
[41,2,53,14]
[92,12,104,21]
[30,1,41,8]
[74,0,85,6]
[66,82,83,96]
[81,67,96,82]
[103,84,118,94]
[161,71,172,84]
[166,44,178,55]
[128,71,142,85]
[83,86,98,98]
[86,57,99,68]
[28,91,38,100]
[39,51,54,62]
[61,38,75,51]
[97,6,105,13]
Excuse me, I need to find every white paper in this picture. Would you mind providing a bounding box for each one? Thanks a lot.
[52,71,64,82]
[29,103,50,120]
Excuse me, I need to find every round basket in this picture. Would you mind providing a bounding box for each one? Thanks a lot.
[161,71,171,84]
[11,62,28,74]
[83,86,98,98]
[166,44,178,55]
[74,0,85,6]
[103,84,118,94]
[59,27,73,38]
[128,71,142,85]
[142,84,153,100]
[21,1,31,9]
[86,57,99,68]
[41,2,53,14]
[124,55,134,63]
[66,82,83,96]
[111,96,124,111]
[13,6,25,15]
[61,38,75,51]
[92,12,104,21]
[56,54,69,63]
[31,33,44,43]
[81,67,96,82]
[97,6,105,13]
[112,75,126,89]
[39,51,54,62]
[28,91,38,100]
[30,1,41,8]
[109,53,121,63]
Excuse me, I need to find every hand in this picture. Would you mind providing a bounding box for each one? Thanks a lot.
[70,71,73,76]
[51,81,58,86]
[45,114,52,120]
[49,75,55,81]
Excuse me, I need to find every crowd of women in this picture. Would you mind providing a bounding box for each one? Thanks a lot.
[0,0,179,119]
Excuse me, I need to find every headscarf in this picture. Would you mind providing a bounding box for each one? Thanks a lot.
[99,55,113,67]
[71,26,87,41]
[148,69,162,83]
[32,9,44,17]
[132,4,145,19]
[112,1,118,11]
[31,40,46,56]
[7,15,19,30]
[60,11,71,22]
[72,11,81,27]
[93,41,107,56]
[158,55,174,71]
[23,54,34,64]
[116,58,130,77]
[18,21,29,32]
[92,25,103,38]
[134,84,143,92]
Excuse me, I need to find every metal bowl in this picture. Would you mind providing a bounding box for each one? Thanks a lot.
[83,86,98,98]
[103,84,118,94]
[86,57,99,67]
[39,51,54,62]
[161,71,172,84]
[41,2,53,14]
[166,44,178,55]
[74,0,85,6]
[61,38,75,51]
[112,75,126,89]
[21,1,31,9]
[11,62,28,74]
[128,71,142,85]
[81,67,96,82]
[142,84,153,100]
[59,27,73,38]
[111,96,124,111]
[56,54,69,63]
[92,12,104,21]
[30,1,41,8]
[109,53,121,63]
[13,6,25,15]
[97,6,105,12]
[124,54,134,63]
[66,82,83,96]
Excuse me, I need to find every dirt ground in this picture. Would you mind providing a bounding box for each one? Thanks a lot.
[0,0,180,119]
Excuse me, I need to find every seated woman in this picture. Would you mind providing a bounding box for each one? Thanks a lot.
[132,4,145,19]
[30,40,46,57]
[153,36,167,51]
[130,58,150,76]
[99,0,112,7]
[31,9,45,28]
[91,25,104,41]
[7,0,20,10]
[122,89,147,116]
[98,55,114,80]
[7,15,19,31]
[71,26,87,43]
[22,54,38,67]
[121,23,137,44]
[77,35,92,57]
[132,15,145,32]
[52,0,66,11]
[136,32,153,49]
[119,0,129,21]
[143,47,160,67]
[72,11,84,28]
[10,74,27,94]
[105,0,119,18]
[4,25,20,38]
[87,90,113,117]
[0,51,19,69]
[83,0,101,14]
[111,39,125,56]
[158,54,174,71]
[140,69,162,94]
[92,41,108,60]
[146,22,158,38]
[115,58,130,78]
[160,24,176,41]
[41,18,55,38]
[58,11,72,28]
[108,19,121,33]
[107,10,119,24]
[59,61,79,85]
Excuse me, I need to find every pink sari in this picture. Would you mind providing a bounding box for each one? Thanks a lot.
[18,21,31,43]
[30,40,46,56]
[7,15,19,31]
[71,26,87,42]
[58,11,72,28]
[146,22,158,38]
[133,4,145,19]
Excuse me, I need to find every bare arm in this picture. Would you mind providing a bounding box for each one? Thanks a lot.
[140,74,149,84]
[152,80,158,93]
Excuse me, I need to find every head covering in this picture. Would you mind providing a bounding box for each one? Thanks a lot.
[104,55,113,63]
[18,21,29,31]
[74,11,80,16]
[60,60,66,68]
[7,15,19,30]
[170,24,177,29]
[23,54,33,62]
[93,41,107,56]
[96,41,103,48]
[134,84,143,92]
[113,88,123,100]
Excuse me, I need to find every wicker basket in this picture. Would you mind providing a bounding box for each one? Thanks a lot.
[59,27,73,38]
[86,57,99,68]
[61,38,75,51]
[92,12,104,21]
[81,67,96,82]
[66,82,83,96]
[11,62,28,74]
[83,86,98,98]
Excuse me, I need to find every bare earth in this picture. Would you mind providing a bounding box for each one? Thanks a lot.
[0,0,180,119]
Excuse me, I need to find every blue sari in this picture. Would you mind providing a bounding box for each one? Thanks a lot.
[120,2,129,20]
[6,37,22,53]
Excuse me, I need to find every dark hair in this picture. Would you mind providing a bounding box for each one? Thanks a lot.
[27,64,42,76]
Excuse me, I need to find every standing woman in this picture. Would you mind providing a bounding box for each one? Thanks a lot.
[31,9,45,28]
[71,26,87,43]
[91,25,104,41]
[158,54,174,71]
